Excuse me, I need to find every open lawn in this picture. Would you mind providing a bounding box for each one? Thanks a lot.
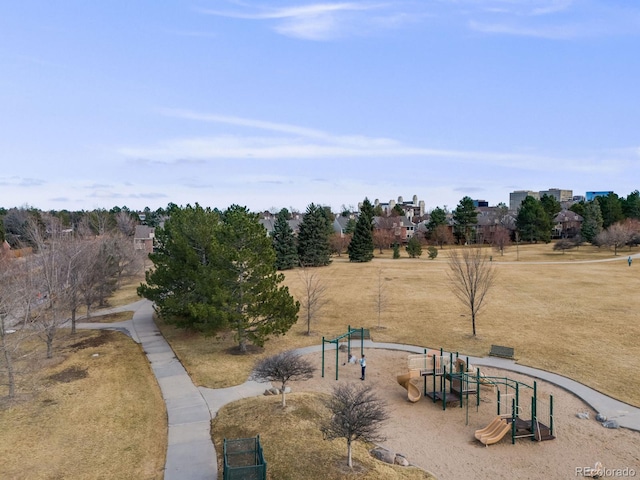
[159,244,640,407]
[0,330,166,480]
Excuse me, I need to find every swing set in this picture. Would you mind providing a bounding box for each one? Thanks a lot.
[321,325,365,380]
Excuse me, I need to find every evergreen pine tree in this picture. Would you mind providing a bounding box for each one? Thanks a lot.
[516,196,552,243]
[298,203,332,267]
[272,208,298,270]
[405,235,422,258]
[452,196,478,244]
[347,212,374,262]
[392,243,400,259]
[581,201,603,243]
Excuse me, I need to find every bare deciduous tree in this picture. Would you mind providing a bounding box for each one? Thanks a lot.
[372,218,395,253]
[298,266,329,335]
[595,222,633,256]
[114,211,137,237]
[88,209,112,236]
[374,269,387,329]
[251,351,316,407]
[321,383,389,468]
[329,232,352,257]
[447,247,497,337]
[553,238,575,254]
[26,216,71,358]
[492,226,511,256]
[0,256,24,398]
[433,224,454,249]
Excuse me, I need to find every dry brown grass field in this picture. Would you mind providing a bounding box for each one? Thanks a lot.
[160,243,640,408]
[0,330,166,480]
[212,393,435,480]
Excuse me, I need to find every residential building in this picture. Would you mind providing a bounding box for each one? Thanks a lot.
[553,210,583,239]
[374,195,425,219]
[134,226,155,254]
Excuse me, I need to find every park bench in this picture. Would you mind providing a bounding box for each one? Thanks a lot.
[350,328,371,340]
[489,345,514,359]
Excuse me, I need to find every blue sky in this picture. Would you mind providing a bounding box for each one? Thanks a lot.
[1,0,639,213]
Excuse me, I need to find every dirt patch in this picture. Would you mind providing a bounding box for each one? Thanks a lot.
[226,344,264,356]
[68,331,115,350]
[48,366,88,383]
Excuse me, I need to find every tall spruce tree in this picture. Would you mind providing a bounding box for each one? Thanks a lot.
[426,207,447,239]
[540,194,561,222]
[298,203,332,267]
[622,190,640,220]
[348,213,374,262]
[348,198,374,262]
[139,204,299,352]
[216,205,300,352]
[452,196,478,244]
[272,208,298,270]
[516,196,552,243]
[581,201,603,243]
[596,193,623,229]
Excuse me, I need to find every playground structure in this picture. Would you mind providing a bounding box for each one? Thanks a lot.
[321,326,365,380]
[397,348,556,445]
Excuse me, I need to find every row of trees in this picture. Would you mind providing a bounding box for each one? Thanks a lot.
[273,204,333,270]
[0,205,165,249]
[1,214,142,398]
[139,204,300,353]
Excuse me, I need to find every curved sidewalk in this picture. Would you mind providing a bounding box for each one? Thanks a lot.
[79,303,640,480]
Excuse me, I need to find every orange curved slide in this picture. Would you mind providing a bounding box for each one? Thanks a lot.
[397,371,421,403]
[474,417,503,440]
[479,423,511,445]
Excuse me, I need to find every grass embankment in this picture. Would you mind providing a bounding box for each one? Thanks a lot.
[212,393,435,480]
[0,329,166,480]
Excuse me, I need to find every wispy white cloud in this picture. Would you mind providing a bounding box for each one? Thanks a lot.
[194,0,640,40]
[120,111,637,176]
[0,176,46,187]
[197,2,410,40]
[440,0,575,17]
[468,20,578,39]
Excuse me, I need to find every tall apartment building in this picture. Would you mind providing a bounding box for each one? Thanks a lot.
[510,188,574,211]
[539,188,573,203]
[509,190,539,211]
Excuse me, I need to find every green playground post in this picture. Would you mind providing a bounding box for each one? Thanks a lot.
[550,395,554,436]
[442,362,447,411]
[533,381,537,426]
[511,398,516,444]
[432,354,436,403]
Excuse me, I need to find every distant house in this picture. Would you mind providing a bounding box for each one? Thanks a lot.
[373,216,416,243]
[553,210,583,239]
[333,216,353,237]
[134,226,155,254]
[475,207,516,244]
[259,214,302,237]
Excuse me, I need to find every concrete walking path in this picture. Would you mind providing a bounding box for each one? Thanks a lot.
[78,301,640,480]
